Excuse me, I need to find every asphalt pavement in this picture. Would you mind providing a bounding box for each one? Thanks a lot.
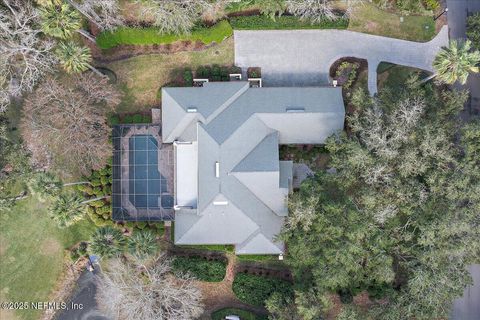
[447,0,480,115]
[56,268,110,320]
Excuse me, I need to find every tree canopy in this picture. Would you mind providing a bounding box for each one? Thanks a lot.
[282,79,480,319]
[21,73,121,176]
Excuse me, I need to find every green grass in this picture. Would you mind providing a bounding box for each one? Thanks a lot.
[211,308,268,320]
[377,62,427,90]
[230,15,348,30]
[348,2,435,42]
[0,197,97,320]
[96,20,233,49]
[172,256,227,282]
[101,38,234,110]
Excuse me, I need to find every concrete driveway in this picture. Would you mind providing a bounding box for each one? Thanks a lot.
[235,27,448,94]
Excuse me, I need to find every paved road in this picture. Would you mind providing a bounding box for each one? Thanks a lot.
[447,0,480,115]
[451,264,480,320]
[235,27,448,94]
[56,269,110,320]
[447,2,480,318]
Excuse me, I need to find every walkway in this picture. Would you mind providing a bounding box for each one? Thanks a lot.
[234,26,448,95]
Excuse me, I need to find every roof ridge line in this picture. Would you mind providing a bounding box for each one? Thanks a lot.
[204,82,250,124]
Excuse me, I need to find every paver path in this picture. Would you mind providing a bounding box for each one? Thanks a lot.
[235,26,448,94]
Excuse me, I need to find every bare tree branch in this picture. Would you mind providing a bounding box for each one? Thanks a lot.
[97,256,204,320]
[20,73,121,175]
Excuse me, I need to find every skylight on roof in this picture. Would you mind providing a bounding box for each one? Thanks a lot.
[286,107,305,113]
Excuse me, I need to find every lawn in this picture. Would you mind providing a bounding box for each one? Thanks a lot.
[101,37,234,112]
[348,2,436,42]
[377,62,427,90]
[0,197,96,320]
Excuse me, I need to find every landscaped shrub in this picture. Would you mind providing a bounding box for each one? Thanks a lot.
[232,273,293,306]
[195,65,231,82]
[81,163,113,227]
[335,61,360,90]
[423,0,439,10]
[467,13,480,51]
[183,68,193,86]
[229,15,348,30]
[108,115,120,126]
[172,255,227,282]
[96,20,233,49]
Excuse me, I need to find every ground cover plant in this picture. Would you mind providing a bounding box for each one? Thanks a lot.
[229,14,348,30]
[211,308,268,320]
[96,20,233,49]
[232,272,293,307]
[172,255,227,282]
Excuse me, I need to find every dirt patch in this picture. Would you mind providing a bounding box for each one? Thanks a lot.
[39,238,62,256]
[325,294,342,320]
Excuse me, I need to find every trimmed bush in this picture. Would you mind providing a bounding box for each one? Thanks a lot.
[108,115,120,126]
[183,68,193,86]
[132,114,143,123]
[172,256,227,282]
[229,15,348,30]
[97,20,233,49]
[232,273,293,306]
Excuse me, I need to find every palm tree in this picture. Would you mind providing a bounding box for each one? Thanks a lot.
[127,230,158,260]
[39,3,81,39]
[29,172,62,201]
[90,226,126,258]
[432,40,480,85]
[48,193,85,228]
[55,41,105,77]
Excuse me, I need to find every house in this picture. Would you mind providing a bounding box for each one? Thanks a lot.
[162,82,345,255]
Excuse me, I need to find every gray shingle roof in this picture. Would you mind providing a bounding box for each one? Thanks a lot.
[163,82,344,254]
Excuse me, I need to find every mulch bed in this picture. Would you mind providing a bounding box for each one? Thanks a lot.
[235,264,293,282]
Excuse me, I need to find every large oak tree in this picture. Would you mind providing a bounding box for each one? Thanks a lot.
[282,79,480,319]
[21,73,121,176]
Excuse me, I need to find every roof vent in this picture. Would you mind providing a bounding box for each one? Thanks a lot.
[213,201,228,206]
[215,162,220,178]
[187,107,198,113]
[286,107,305,113]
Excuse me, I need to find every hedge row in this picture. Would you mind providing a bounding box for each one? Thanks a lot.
[108,113,152,126]
[232,273,293,307]
[96,20,233,49]
[172,255,227,282]
[229,15,349,30]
